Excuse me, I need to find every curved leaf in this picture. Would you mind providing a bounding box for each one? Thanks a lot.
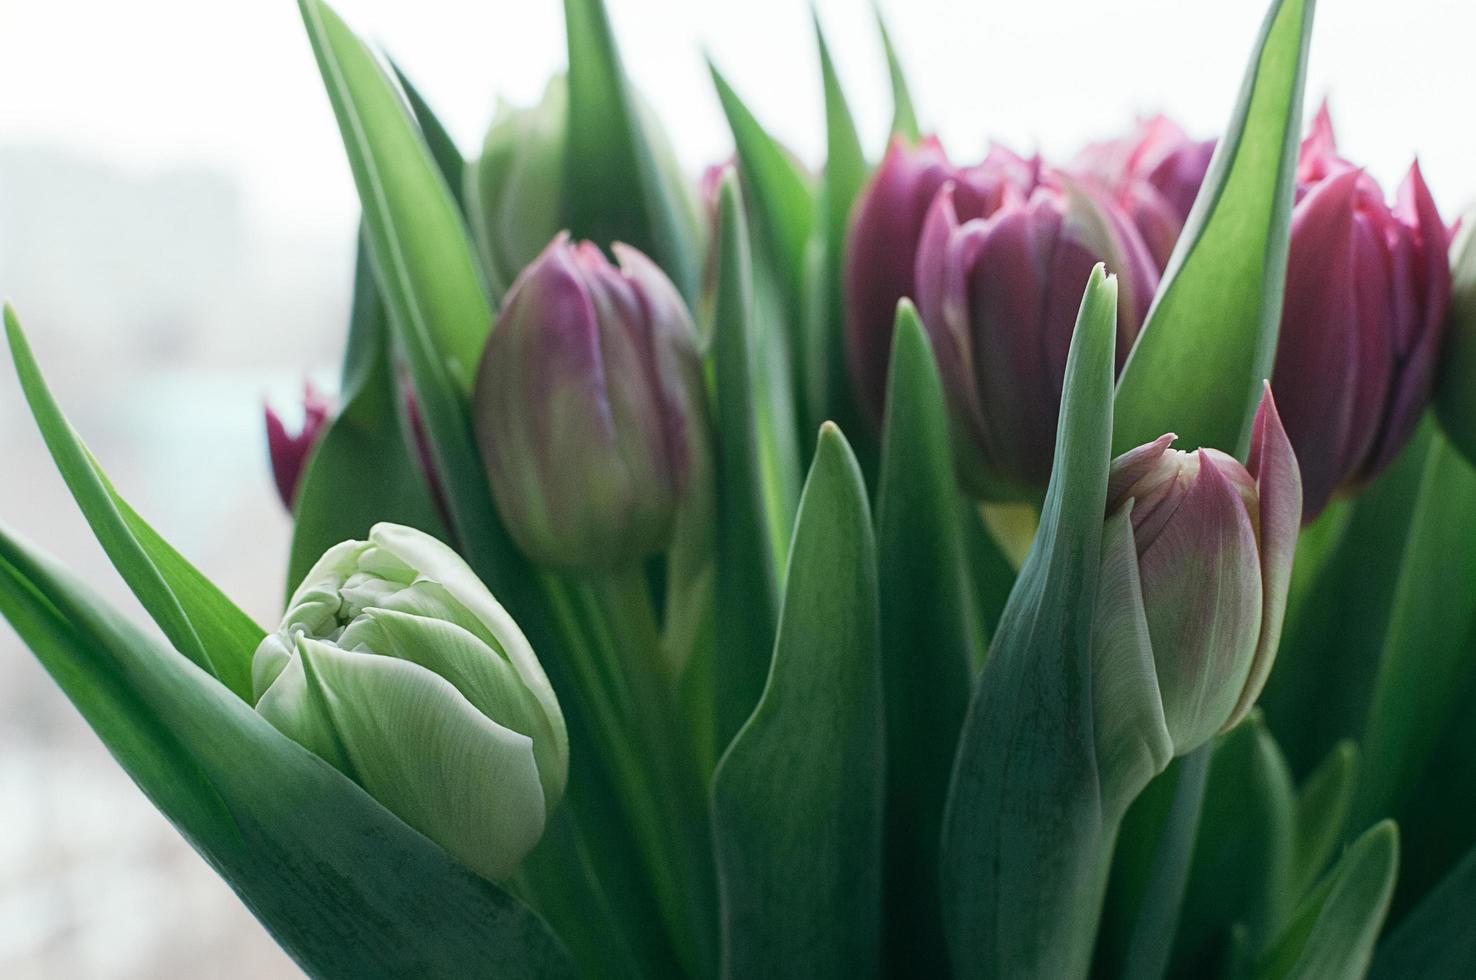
[0,528,574,979]
[874,303,983,973]
[1371,840,1476,979]
[1113,0,1316,459]
[875,10,919,142]
[6,307,260,700]
[298,0,510,584]
[1255,821,1397,980]
[563,0,700,300]
[941,268,1167,977]
[711,424,883,978]
[711,175,783,749]
[286,238,448,592]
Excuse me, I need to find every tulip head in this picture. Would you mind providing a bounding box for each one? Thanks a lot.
[843,137,1039,425]
[915,174,1160,500]
[1272,108,1451,519]
[264,380,332,510]
[470,76,568,296]
[472,235,706,570]
[1103,388,1301,755]
[1074,116,1215,269]
[253,523,568,881]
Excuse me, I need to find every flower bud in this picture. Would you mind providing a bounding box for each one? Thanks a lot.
[1271,107,1451,519]
[844,137,1039,425]
[472,235,707,570]
[264,380,332,510]
[252,523,568,881]
[915,174,1160,500]
[1102,388,1301,754]
[1073,116,1215,269]
[469,76,568,296]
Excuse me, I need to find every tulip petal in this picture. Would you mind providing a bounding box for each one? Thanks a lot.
[1092,501,1173,800]
[1229,385,1303,729]
[255,647,354,774]
[365,524,568,776]
[1138,450,1264,754]
[1272,168,1364,518]
[1106,433,1178,511]
[349,606,567,810]
[298,640,547,882]
[1367,162,1452,476]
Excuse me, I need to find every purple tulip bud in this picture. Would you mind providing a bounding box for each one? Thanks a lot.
[1102,386,1301,754]
[844,137,1040,425]
[1271,109,1451,520]
[914,173,1160,500]
[1074,116,1215,269]
[472,234,707,570]
[264,381,332,510]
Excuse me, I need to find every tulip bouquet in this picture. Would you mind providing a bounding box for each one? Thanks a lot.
[5,0,1476,977]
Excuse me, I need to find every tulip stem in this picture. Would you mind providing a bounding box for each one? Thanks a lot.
[539,570,716,977]
[592,569,719,976]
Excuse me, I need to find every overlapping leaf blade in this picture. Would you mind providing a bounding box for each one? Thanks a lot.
[5,308,259,701]
[297,0,512,587]
[710,175,783,749]
[1254,821,1397,980]
[711,424,884,978]
[941,268,1167,977]
[1113,0,1315,459]
[874,303,981,973]
[563,0,700,300]
[285,238,449,593]
[0,528,574,979]
[1370,840,1476,979]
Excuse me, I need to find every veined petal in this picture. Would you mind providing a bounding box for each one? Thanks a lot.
[352,607,567,811]
[1093,501,1173,801]
[364,524,568,774]
[1229,385,1302,729]
[298,641,547,882]
[1138,450,1263,754]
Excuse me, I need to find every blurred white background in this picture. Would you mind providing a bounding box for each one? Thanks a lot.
[1,0,1472,975]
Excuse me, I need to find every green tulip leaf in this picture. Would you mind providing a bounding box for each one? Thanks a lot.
[1095,748,1212,980]
[5,308,260,701]
[810,13,869,440]
[876,9,920,142]
[563,0,700,300]
[710,175,784,749]
[1370,840,1476,979]
[1260,422,1432,776]
[1255,821,1398,980]
[1355,433,1476,826]
[1113,0,1315,459]
[874,303,984,973]
[286,238,449,594]
[299,0,516,584]
[298,0,489,393]
[0,528,573,979]
[390,62,467,211]
[711,423,884,977]
[942,267,1170,977]
[1170,715,1297,973]
[1290,741,1359,901]
[1434,217,1476,462]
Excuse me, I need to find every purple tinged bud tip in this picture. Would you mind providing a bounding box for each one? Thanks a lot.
[1104,386,1301,755]
[471,234,707,570]
[265,380,333,511]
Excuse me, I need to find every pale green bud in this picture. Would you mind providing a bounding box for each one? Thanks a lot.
[252,523,568,881]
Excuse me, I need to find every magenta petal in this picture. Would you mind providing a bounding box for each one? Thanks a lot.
[844,136,956,424]
[1229,385,1303,729]
[1366,162,1452,476]
[1136,449,1264,754]
[1271,168,1364,519]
